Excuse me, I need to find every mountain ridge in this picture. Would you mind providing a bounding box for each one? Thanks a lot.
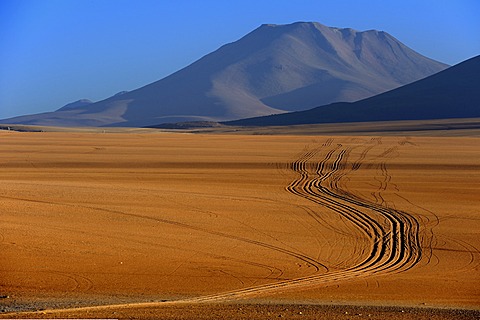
[224,55,480,127]
[1,21,448,127]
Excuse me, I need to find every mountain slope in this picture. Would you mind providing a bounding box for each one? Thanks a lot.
[224,55,480,126]
[1,22,448,127]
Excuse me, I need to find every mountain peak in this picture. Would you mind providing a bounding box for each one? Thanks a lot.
[56,99,93,111]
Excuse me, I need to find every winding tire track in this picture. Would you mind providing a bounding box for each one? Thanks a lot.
[19,142,425,314]
[172,143,424,304]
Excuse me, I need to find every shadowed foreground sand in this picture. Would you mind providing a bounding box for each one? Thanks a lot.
[0,131,479,319]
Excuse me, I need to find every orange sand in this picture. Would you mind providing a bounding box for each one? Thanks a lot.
[0,132,478,317]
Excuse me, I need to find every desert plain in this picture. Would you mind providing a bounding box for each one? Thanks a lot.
[0,129,479,319]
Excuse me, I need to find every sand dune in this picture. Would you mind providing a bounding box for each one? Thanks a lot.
[0,132,478,319]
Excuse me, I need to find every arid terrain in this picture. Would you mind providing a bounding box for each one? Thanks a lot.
[0,130,479,319]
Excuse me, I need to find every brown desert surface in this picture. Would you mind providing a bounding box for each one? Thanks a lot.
[0,130,479,319]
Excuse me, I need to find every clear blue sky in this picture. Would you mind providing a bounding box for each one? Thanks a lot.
[1,0,479,119]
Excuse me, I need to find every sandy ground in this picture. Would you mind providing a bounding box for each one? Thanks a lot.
[0,131,479,319]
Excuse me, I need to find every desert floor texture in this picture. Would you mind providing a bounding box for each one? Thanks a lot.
[0,131,479,319]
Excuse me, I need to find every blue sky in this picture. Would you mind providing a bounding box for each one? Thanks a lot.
[1,0,479,119]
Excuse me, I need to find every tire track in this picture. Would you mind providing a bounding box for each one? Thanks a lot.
[161,142,425,303]
[11,140,427,314]
[309,147,423,275]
